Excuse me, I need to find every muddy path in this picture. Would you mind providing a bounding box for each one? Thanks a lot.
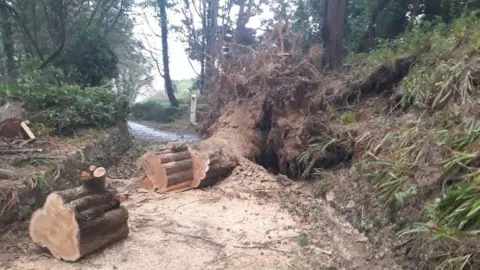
[0,122,400,270]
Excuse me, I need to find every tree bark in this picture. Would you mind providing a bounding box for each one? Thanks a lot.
[157,0,179,107]
[358,0,390,52]
[0,1,15,81]
[205,0,219,92]
[322,0,349,69]
[29,167,129,261]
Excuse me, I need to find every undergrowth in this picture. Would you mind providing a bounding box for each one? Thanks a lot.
[1,61,128,135]
[307,14,480,269]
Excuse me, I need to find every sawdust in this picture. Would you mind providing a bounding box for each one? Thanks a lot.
[1,159,399,270]
[0,123,401,270]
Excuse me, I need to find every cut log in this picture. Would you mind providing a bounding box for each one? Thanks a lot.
[157,151,191,163]
[139,153,166,191]
[136,140,239,192]
[191,148,237,188]
[167,142,189,152]
[89,165,97,173]
[138,150,195,192]
[29,168,129,261]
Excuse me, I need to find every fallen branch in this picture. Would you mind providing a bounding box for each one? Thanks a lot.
[0,148,43,154]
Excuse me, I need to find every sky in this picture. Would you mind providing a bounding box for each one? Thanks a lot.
[131,4,200,101]
[131,2,272,102]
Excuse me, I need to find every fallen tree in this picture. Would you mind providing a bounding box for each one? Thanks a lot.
[137,28,429,188]
[197,29,427,177]
[137,142,237,192]
[29,166,129,261]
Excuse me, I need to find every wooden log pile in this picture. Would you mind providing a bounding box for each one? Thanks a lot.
[29,166,129,261]
[136,142,237,192]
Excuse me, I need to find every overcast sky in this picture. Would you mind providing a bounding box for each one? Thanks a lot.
[131,2,272,101]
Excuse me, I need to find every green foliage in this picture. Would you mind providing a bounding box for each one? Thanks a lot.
[130,99,188,123]
[298,232,309,247]
[8,65,128,135]
[56,28,119,87]
[339,111,356,125]
[292,0,322,52]
[400,14,480,110]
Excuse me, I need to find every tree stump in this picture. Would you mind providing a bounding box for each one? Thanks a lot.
[29,167,129,261]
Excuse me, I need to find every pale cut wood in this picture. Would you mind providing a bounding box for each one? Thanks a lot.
[191,150,237,188]
[88,165,97,173]
[139,176,154,189]
[191,152,209,188]
[136,142,238,193]
[20,121,35,139]
[142,153,166,191]
[29,168,129,261]
[163,159,193,174]
[166,180,193,192]
[158,151,191,163]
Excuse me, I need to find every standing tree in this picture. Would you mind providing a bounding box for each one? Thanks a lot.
[0,0,15,82]
[157,0,179,106]
[358,0,390,52]
[322,0,349,69]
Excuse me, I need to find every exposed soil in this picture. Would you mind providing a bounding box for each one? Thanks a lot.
[1,122,401,270]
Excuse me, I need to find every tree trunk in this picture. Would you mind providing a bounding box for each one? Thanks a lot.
[199,0,207,93]
[158,0,179,107]
[358,0,390,52]
[322,0,348,69]
[205,0,219,92]
[0,1,15,82]
[29,167,129,262]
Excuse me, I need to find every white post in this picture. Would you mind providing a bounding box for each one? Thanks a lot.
[190,94,197,124]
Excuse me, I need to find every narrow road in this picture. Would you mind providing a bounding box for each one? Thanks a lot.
[128,121,200,142]
[1,122,401,270]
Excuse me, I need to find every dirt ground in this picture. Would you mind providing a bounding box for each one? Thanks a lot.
[0,122,401,270]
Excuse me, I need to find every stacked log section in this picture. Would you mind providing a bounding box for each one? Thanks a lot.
[136,142,238,192]
[138,142,194,192]
[29,167,129,262]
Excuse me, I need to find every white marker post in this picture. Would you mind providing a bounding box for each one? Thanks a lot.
[190,94,197,124]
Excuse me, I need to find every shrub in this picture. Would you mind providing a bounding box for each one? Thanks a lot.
[4,65,128,135]
[130,99,188,123]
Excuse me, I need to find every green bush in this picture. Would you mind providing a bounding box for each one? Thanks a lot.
[130,99,188,123]
[3,64,128,135]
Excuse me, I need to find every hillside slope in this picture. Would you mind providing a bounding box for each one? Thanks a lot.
[199,14,480,269]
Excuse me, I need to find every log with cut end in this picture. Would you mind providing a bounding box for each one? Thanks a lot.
[191,148,237,188]
[29,167,129,261]
[136,136,239,192]
[167,142,189,152]
[138,150,194,192]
